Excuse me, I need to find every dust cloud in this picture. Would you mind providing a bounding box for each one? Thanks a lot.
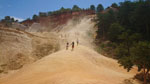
[57,16,96,49]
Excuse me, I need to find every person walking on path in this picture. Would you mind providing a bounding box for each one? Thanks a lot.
[71,41,75,51]
[66,42,69,50]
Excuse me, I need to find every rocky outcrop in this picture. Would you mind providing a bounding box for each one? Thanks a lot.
[12,22,28,30]
[21,10,95,31]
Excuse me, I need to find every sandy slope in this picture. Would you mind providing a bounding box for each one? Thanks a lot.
[0,28,59,72]
[0,16,139,84]
[0,45,138,84]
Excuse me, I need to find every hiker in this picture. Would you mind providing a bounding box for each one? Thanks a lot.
[77,39,79,46]
[66,42,69,50]
[71,41,75,51]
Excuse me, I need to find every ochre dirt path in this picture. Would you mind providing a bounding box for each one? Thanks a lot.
[0,45,138,84]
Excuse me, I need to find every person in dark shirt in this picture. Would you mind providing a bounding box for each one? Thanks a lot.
[66,42,69,50]
[71,42,74,51]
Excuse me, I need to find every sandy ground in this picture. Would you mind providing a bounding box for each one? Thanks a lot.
[0,17,140,84]
[0,45,138,84]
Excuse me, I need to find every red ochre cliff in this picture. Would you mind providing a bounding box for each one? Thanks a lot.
[21,10,95,28]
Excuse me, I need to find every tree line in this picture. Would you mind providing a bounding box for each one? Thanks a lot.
[96,0,150,84]
[0,16,18,27]
[32,4,104,21]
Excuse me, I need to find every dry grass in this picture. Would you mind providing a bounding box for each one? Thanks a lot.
[33,44,54,59]
[7,53,28,70]
[134,73,150,83]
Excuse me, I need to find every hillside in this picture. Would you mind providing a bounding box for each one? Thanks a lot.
[0,16,140,84]
[0,45,139,84]
[0,28,59,74]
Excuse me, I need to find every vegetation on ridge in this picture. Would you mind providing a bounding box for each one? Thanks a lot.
[95,1,150,84]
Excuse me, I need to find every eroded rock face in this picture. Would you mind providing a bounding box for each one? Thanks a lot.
[21,10,95,32]
[12,22,28,30]
[28,23,43,32]
[0,10,95,74]
[0,28,33,72]
[0,28,60,73]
